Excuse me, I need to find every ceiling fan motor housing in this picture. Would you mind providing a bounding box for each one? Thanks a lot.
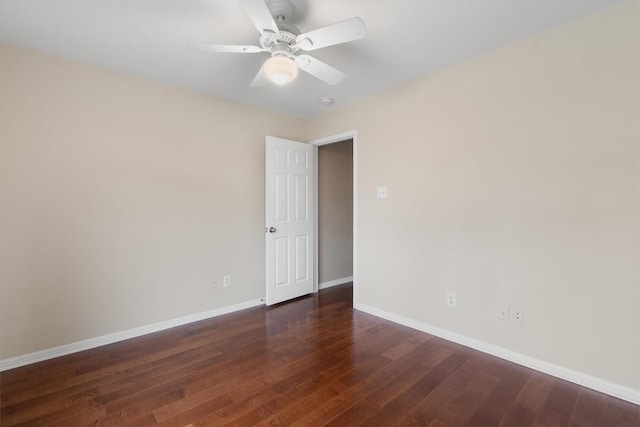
[259,27,298,49]
[259,0,300,51]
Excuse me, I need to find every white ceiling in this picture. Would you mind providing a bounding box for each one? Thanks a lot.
[0,0,626,118]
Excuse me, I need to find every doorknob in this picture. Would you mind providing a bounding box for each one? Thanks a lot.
[267,227,276,233]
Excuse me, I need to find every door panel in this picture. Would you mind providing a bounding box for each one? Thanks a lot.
[295,235,308,281]
[295,175,308,220]
[266,136,314,305]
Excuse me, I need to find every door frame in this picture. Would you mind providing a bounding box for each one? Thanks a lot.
[310,130,358,305]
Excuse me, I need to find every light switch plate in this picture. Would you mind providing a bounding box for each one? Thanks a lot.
[376,186,388,199]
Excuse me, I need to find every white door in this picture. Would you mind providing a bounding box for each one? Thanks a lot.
[265,136,314,305]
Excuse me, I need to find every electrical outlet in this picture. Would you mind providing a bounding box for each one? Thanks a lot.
[510,307,524,324]
[223,275,231,287]
[446,292,456,307]
[499,306,509,321]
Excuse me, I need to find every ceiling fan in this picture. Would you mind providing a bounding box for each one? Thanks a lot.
[195,0,367,86]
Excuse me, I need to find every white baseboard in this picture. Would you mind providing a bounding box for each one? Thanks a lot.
[354,302,640,405]
[319,276,353,290]
[0,298,264,372]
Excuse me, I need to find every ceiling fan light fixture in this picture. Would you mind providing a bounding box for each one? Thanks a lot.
[264,55,298,85]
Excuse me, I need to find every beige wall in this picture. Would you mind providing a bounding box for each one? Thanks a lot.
[0,44,306,359]
[318,139,353,284]
[1,0,638,397]
[308,1,639,391]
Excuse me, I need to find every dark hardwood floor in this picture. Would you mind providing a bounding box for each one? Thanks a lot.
[1,284,638,426]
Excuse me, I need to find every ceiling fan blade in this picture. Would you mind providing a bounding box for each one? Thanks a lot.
[240,0,280,36]
[190,44,264,53]
[295,17,366,51]
[295,55,345,85]
[250,64,269,87]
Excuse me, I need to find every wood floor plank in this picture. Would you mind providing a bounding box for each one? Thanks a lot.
[209,363,350,426]
[257,375,349,426]
[603,396,640,427]
[567,388,608,427]
[466,363,532,426]
[431,372,501,426]
[153,394,234,427]
[535,380,581,426]
[361,347,474,426]
[1,283,637,427]
[198,356,344,425]
[382,334,434,361]
[498,371,556,427]
[151,336,326,422]
[323,397,380,427]
[395,380,463,427]
[0,387,101,426]
[2,338,223,408]
[4,401,107,427]
[365,343,454,409]
[291,341,464,426]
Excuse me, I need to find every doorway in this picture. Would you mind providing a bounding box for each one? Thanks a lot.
[311,131,358,305]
